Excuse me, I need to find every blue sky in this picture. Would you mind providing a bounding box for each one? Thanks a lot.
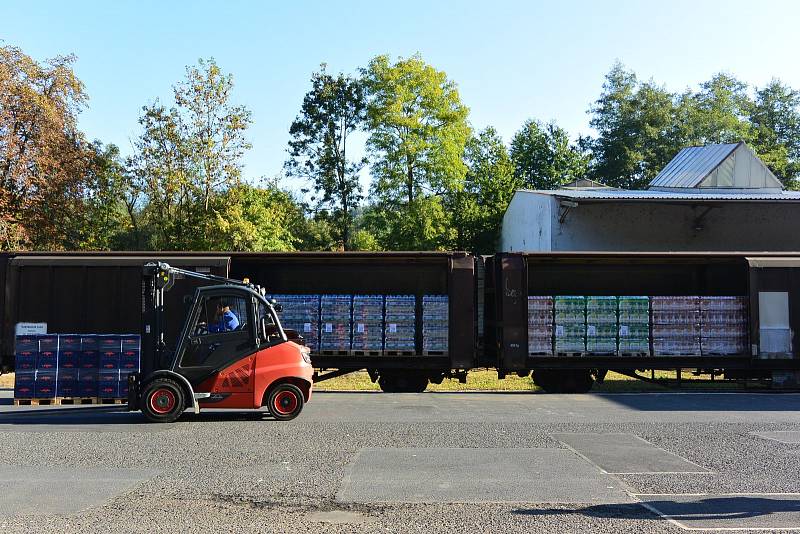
[2,0,799,190]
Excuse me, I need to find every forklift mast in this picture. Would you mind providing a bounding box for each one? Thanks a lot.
[140,262,260,378]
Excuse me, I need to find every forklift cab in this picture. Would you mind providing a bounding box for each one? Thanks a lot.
[174,286,286,384]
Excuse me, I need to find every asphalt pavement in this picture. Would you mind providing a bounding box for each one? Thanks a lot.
[2,390,800,533]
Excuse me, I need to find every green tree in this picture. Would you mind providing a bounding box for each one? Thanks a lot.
[363,54,471,249]
[684,73,753,145]
[129,102,194,249]
[586,62,683,188]
[203,179,302,251]
[510,119,588,190]
[286,65,366,249]
[130,58,253,249]
[750,79,800,187]
[448,127,517,252]
[174,58,252,213]
[73,141,140,250]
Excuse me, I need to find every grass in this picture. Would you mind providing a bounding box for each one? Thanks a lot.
[0,369,765,393]
[0,372,14,388]
[315,369,759,393]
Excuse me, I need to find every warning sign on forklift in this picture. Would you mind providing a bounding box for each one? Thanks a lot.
[15,322,47,335]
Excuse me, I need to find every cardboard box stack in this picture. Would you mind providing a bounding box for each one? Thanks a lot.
[555,296,586,353]
[351,295,384,353]
[56,335,81,397]
[618,296,650,354]
[320,295,352,352]
[14,333,139,400]
[35,335,58,398]
[422,295,448,354]
[384,295,416,353]
[13,335,38,399]
[586,296,618,354]
[79,335,99,397]
[652,296,701,355]
[272,294,320,352]
[700,296,748,355]
[527,296,554,355]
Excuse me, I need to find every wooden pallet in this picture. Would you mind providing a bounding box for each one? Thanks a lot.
[554,352,587,357]
[54,397,98,405]
[349,349,382,356]
[528,352,555,357]
[383,350,415,356]
[319,349,349,356]
[422,350,447,356]
[13,396,119,406]
[97,397,126,405]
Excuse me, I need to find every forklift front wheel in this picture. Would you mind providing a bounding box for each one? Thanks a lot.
[267,383,304,421]
[141,378,186,423]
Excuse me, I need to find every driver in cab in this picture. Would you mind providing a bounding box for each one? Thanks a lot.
[208,299,240,333]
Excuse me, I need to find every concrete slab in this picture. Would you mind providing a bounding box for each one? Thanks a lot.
[753,431,800,444]
[552,433,710,474]
[337,447,633,504]
[635,493,800,531]
[0,465,160,516]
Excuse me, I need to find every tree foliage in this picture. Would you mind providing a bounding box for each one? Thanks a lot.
[362,54,471,249]
[286,65,366,249]
[0,45,90,250]
[510,119,588,190]
[587,62,800,189]
[447,127,517,252]
[129,58,254,250]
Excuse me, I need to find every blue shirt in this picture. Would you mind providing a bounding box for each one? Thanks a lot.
[209,309,240,333]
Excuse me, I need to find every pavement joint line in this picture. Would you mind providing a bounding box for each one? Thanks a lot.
[551,432,713,475]
[630,493,800,532]
[550,436,610,475]
[750,431,800,444]
[626,432,712,473]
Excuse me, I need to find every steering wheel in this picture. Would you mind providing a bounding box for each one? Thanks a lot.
[195,322,209,336]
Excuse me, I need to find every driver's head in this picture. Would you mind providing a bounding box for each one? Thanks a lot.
[216,299,230,312]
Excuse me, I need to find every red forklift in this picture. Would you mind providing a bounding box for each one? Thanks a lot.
[128,262,314,423]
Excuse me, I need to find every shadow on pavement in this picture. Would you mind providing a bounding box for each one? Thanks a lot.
[514,496,800,522]
[598,392,800,411]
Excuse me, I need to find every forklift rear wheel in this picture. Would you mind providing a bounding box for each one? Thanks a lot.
[141,378,185,423]
[267,383,305,421]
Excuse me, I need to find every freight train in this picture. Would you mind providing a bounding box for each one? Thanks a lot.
[2,251,799,393]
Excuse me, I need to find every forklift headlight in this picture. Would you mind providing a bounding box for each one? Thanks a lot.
[300,348,312,365]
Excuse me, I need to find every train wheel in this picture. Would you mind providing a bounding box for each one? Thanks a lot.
[533,370,593,394]
[141,378,185,423]
[378,372,428,393]
[267,383,305,421]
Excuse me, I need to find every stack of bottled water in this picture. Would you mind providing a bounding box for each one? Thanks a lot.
[555,296,586,353]
[385,295,416,353]
[617,296,650,354]
[271,294,320,352]
[652,296,701,355]
[586,296,618,354]
[320,295,352,352]
[527,296,554,355]
[351,295,384,353]
[700,296,748,355]
[422,295,449,354]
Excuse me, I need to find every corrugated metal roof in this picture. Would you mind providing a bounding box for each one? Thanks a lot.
[649,143,740,188]
[518,188,800,202]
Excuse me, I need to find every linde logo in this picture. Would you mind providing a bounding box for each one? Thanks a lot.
[504,277,521,298]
